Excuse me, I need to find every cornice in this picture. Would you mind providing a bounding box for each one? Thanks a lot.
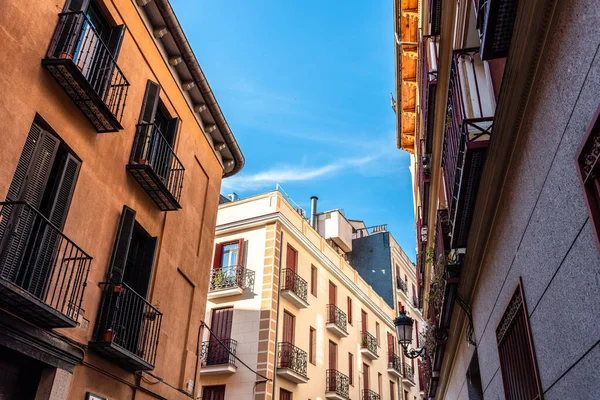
[216,212,397,329]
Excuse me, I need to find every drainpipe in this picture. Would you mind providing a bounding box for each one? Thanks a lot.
[271,230,284,399]
[310,196,318,229]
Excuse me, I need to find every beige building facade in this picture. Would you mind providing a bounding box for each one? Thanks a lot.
[199,191,425,400]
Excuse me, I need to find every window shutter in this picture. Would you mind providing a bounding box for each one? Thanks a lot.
[46,153,81,230]
[107,205,136,283]
[138,236,158,298]
[139,80,161,124]
[212,243,223,270]
[107,25,125,59]
[236,239,245,269]
[164,117,180,147]
[22,130,60,208]
[5,123,43,202]
[62,0,90,12]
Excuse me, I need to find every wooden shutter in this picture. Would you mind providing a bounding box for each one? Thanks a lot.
[329,340,337,370]
[5,123,45,202]
[139,81,161,124]
[328,281,336,306]
[286,245,297,273]
[387,332,395,355]
[390,381,395,400]
[283,311,295,344]
[202,385,225,400]
[496,282,543,400]
[347,297,352,324]
[279,389,292,400]
[106,206,136,283]
[376,322,380,346]
[21,130,60,208]
[309,327,316,364]
[361,310,367,332]
[46,153,81,229]
[236,239,245,269]
[310,265,317,296]
[62,0,90,11]
[348,353,353,385]
[212,243,223,271]
[363,363,369,390]
[210,307,233,341]
[415,320,420,348]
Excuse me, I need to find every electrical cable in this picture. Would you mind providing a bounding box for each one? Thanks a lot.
[200,320,272,382]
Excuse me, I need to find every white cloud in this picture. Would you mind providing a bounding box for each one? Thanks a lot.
[222,156,375,191]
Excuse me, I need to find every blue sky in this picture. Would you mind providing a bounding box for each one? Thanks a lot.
[171,0,416,260]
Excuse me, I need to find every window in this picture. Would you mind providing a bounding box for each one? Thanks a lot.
[310,265,317,296]
[309,327,316,365]
[348,353,354,385]
[496,281,542,399]
[347,296,353,325]
[202,385,225,400]
[280,388,292,400]
[576,105,600,250]
[378,373,382,395]
[0,121,81,297]
[466,351,484,400]
[390,381,395,400]
[376,322,380,347]
[212,239,244,282]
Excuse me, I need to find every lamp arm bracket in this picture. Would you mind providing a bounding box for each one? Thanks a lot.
[455,295,476,346]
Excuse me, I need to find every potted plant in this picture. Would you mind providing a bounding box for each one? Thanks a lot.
[103,328,116,342]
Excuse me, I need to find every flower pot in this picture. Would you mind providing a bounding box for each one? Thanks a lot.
[58,52,73,60]
[103,328,115,342]
[113,285,126,295]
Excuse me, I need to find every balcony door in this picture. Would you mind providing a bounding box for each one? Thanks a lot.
[280,311,295,368]
[285,245,297,292]
[212,239,244,289]
[327,341,338,392]
[208,308,233,365]
[0,122,80,298]
[387,333,395,365]
[363,363,370,391]
[361,310,368,332]
[328,281,337,323]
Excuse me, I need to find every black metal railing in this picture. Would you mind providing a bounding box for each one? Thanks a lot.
[200,338,237,367]
[396,277,407,293]
[0,201,92,324]
[130,123,185,203]
[326,369,350,399]
[360,331,377,356]
[208,265,255,292]
[442,48,494,249]
[362,389,380,400]
[413,295,420,308]
[45,11,129,125]
[277,342,308,378]
[93,282,162,367]
[388,353,402,375]
[404,363,415,382]
[281,268,308,303]
[326,304,348,333]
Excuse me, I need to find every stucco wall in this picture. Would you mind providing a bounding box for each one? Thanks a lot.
[443,0,600,398]
[0,0,225,398]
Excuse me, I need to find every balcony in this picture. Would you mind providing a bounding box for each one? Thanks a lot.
[421,36,439,154]
[429,0,442,35]
[127,123,185,211]
[89,282,162,371]
[326,369,350,400]
[360,332,378,360]
[387,353,403,378]
[276,342,308,383]
[442,49,494,250]
[42,12,129,133]
[207,266,255,300]
[326,304,348,338]
[280,269,308,308]
[474,0,519,59]
[403,363,416,386]
[200,339,237,375]
[396,277,407,294]
[362,389,380,400]
[0,201,92,328]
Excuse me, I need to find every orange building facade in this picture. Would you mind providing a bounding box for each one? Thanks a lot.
[0,0,243,399]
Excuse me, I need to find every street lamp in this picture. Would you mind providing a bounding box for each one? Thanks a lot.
[394,308,426,359]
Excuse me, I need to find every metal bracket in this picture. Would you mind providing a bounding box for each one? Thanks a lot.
[455,295,476,346]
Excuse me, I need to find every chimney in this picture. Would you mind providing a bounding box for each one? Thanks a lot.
[310,196,318,229]
[228,193,239,202]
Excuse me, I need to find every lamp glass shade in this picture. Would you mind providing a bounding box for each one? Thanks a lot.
[394,311,414,347]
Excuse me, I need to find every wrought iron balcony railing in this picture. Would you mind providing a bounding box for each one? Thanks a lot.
[90,282,162,371]
[419,151,431,226]
[362,389,380,400]
[281,268,308,303]
[326,369,350,399]
[43,11,129,132]
[442,49,494,249]
[326,304,348,333]
[404,363,415,382]
[200,339,237,367]
[396,277,407,293]
[388,353,402,376]
[127,123,185,211]
[0,201,92,328]
[474,0,519,60]
[277,342,308,378]
[360,331,378,356]
[421,36,439,154]
[208,266,255,293]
